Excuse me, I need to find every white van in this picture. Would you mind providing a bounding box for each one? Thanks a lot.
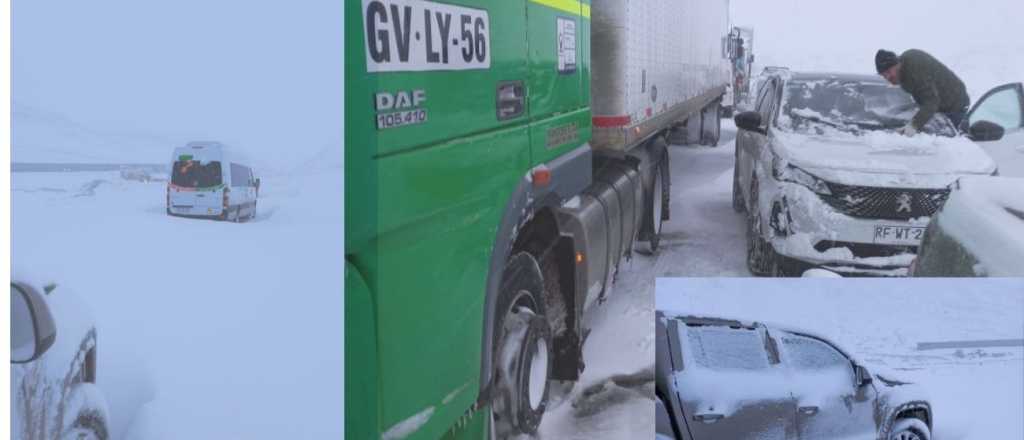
[166,142,259,221]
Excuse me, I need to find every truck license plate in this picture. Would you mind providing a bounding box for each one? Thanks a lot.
[872,225,925,245]
[362,0,491,72]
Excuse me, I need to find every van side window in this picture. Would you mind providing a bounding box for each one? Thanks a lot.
[230,163,251,187]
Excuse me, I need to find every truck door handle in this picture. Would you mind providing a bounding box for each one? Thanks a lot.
[693,413,724,423]
[798,406,819,416]
[496,80,525,121]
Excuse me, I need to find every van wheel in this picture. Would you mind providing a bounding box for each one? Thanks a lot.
[492,253,552,438]
[62,409,108,440]
[746,178,777,276]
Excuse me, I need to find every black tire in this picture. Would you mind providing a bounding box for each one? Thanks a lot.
[492,253,552,438]
[746,178,777,276]
[65,409,108,440]
[888,418,930,440]
[732,147,745,213]
[701,102,722,147]
[637,152,669,255]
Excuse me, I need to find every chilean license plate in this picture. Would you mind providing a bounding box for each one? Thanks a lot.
[872,225,925,245]
[362,0,491,73]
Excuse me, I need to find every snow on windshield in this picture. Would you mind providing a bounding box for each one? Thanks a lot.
[683,325,771,370]
[779,78,917,135]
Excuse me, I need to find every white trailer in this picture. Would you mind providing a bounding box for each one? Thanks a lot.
[590,0,732,151]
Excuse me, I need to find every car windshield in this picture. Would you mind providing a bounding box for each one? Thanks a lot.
[171,160,222,188]
[778,77,951,135]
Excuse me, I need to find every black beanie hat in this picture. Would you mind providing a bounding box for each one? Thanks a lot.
[875,49,899,73]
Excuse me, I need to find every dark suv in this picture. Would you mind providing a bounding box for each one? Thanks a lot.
[656,312,932,440]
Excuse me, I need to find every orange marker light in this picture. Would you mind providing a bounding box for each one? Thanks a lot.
[575,252,585,264]
[532,167,551,187]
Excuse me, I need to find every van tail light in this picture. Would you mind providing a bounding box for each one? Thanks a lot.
[223,187,230,210]
[166,185,170,207]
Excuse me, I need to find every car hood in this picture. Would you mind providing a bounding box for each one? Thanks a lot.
[773,129,997,187]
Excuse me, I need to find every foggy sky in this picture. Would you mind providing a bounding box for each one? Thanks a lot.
[13,0,343,172]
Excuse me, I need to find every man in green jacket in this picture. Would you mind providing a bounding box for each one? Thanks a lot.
[875,49,970,135]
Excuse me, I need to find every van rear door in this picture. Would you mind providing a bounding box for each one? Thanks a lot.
[170,158,225,214]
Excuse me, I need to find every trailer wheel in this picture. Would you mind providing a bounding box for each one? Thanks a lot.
[746,178,777,276]
[701,102,722,147]
[637,152,669,254]
[492,253,552,438]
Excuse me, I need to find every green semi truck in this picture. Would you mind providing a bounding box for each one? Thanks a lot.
[346,0,731,438]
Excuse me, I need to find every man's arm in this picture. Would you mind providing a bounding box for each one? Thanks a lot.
[909,76,940,130]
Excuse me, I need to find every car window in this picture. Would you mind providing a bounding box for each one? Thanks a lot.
[778,332,848,370]
[683,325,772,370]
[970,86,1024,129]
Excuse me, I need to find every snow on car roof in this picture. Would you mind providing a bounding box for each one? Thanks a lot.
[935,176,1024,276]
[788,71,886,84]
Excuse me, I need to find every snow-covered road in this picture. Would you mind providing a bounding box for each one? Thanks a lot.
[12,170,345,439]
[657,278,1024,440]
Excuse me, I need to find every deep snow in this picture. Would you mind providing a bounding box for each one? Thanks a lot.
[11,168,345,439]
[656,278,1024,440]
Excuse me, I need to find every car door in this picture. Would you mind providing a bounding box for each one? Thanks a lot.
[673,321,798,440]
[737,78,776,202]
[775,330,876,440]
[966,82,1024,177]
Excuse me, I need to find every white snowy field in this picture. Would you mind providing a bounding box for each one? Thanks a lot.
[657,278,1024,440]
[11,169,345,439]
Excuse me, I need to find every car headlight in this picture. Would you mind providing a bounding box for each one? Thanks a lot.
[772,156,831,195]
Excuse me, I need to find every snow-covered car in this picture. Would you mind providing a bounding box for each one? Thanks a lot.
[12,277,109,440]
[732,71,1002,276]
[655,312,932,440]
[909,176,1024,276]
[966,82,1024,176]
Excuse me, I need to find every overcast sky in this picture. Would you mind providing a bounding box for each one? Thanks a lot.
[729,0,1023,99]
[13,0,343,171]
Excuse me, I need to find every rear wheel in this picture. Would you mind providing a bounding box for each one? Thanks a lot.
[492,253,552,438]
[637,153,669,254]
[62,409,108,440]
[701,101,722,146]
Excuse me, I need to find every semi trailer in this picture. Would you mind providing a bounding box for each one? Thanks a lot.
[345,0,731,438]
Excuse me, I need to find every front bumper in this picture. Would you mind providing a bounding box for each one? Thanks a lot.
[763,183,930,276]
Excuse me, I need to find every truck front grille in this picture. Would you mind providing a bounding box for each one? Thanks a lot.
[819,183,950,221]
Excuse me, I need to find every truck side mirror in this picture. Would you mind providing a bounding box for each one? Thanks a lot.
[11,283,57,364]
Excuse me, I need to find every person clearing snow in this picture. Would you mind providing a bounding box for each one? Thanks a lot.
[875,48,971,135]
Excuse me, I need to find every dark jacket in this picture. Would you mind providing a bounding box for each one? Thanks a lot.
[899,49,970,129]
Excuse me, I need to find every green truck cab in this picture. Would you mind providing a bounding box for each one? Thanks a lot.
[346,0,729,438]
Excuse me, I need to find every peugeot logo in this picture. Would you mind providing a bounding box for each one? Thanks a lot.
[895,193,913,213]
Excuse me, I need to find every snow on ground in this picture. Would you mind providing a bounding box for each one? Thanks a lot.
[12,169,344,439]
[534,254,656,439]
[656,278,1024,440]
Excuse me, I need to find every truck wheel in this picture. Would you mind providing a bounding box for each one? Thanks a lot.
[746,178,776,276]
[889,418,930,440]
[62,409,108,440]
[492,253,552,438]
[701,102,722,146]
[638,153,669,254]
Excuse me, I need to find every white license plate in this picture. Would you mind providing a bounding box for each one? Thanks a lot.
[872,225,925,245]
[362,0,491,73]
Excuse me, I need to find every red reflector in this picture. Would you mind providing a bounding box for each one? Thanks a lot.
[532,167,551,187]
[592,115,631,127]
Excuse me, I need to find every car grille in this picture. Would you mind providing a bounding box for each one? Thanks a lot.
[820,183,950,220]
[813,240,917,258]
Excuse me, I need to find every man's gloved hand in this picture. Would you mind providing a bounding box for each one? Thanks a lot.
[898,124,918,136]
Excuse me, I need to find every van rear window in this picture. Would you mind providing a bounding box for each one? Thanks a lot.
[172,160,222,188]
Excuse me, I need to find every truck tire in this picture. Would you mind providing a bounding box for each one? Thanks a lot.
[701,101,722,147]
[746,178,777,276]
[637,151,670,254]
[492,253,552,438]
[684,114,702,145]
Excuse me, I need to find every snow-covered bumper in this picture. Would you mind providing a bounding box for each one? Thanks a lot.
[761,181,938,276]
[167,204,225,217]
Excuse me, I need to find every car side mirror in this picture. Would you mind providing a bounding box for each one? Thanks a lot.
[656,398,676,439]
[855,364,873,387]
[734,111,765,134]
[968,120,1005,142]
[10,284,57,364]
